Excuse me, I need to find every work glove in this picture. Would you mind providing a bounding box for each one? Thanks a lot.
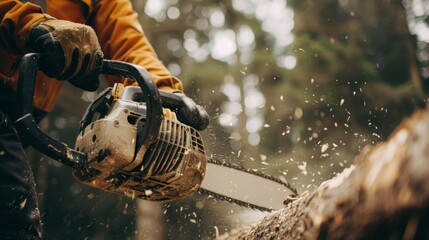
[27,19,104,91]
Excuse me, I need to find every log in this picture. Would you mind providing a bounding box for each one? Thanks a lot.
[220,107,429,240]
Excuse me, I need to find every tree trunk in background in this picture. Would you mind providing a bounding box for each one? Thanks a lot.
[220,106,429,239]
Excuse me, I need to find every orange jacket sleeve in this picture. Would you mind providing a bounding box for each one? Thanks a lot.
[0,1,49,54]
[90,0,183,92]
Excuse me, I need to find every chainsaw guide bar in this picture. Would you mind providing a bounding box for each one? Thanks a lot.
[199,158,298,212]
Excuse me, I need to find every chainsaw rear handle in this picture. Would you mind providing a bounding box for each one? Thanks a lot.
[14,53,163,168]
[159,91,209,131]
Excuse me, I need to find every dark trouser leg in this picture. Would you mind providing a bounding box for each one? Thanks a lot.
[0,112,43,239]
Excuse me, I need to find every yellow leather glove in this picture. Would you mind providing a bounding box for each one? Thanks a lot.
[27,19,103,91]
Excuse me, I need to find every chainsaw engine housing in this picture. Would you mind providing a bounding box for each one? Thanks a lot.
[74,85,207,202]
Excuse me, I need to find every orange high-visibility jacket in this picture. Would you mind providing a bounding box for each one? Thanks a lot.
[0,0,183,112]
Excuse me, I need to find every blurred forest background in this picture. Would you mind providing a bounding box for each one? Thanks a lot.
[27,0,429,239]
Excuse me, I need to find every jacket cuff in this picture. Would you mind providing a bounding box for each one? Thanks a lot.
[19,12,54,52]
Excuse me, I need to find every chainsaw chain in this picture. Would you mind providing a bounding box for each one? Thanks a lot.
[198,158,298,212]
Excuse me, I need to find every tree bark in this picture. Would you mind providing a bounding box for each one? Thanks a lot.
[220,106,429,240]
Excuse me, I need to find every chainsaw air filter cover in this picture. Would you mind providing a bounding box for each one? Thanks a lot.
[73,85,207,202]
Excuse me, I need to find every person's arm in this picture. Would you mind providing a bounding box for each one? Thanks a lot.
[89,0,183,92]
[0,1,103,91]
[0,0,49,53]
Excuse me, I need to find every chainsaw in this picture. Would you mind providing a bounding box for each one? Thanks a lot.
[15,53,297,212]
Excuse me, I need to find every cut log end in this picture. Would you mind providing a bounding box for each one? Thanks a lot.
[220,107,429,240]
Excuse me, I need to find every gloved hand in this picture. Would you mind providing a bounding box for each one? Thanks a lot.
[27,19,104,91]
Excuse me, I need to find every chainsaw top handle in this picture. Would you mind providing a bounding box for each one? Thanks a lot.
[14,53,163,168]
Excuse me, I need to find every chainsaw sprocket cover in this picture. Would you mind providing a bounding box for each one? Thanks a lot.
[73,85,207,202]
